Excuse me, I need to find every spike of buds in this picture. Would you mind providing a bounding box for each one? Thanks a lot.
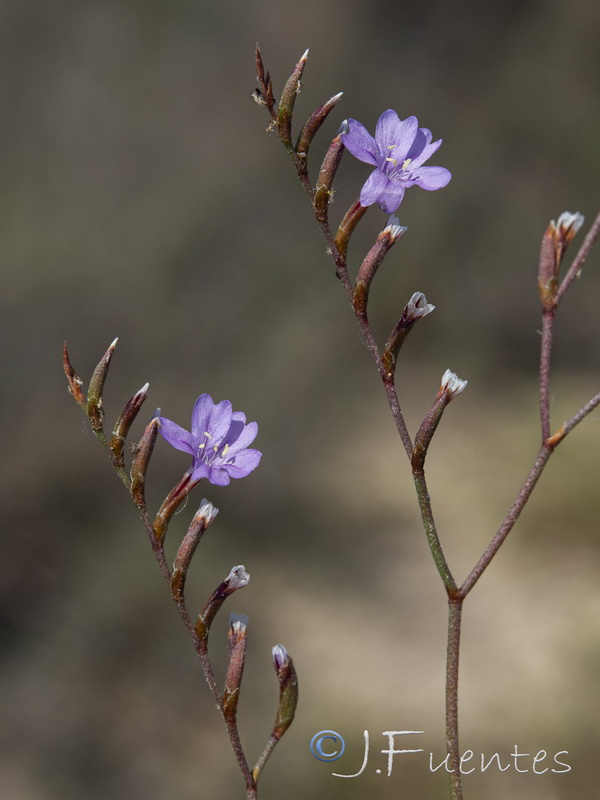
[277,49,309,148]
[130,413,161,510]
[195,565,250,640]
[170,500,219,602]
[110,383,149,469]
[86,338,118,432]
[382,292,435,378]
[222,613,249,720]
[353,215,407,316]
[538,211,584,309]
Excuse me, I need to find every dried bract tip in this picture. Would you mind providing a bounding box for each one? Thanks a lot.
[440,369,468,399]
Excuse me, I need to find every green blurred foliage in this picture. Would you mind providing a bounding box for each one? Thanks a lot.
[1,1,600,798]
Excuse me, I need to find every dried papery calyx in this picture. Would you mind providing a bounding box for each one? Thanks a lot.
[130,413,161,509]
[222,613,249,720]
[277,49,309,147]
[195,565,250,640]
[538,211,585,308]
[87,338,118,432]
[412,369,468,470]
[170,500,219,602]
[111,383,149,466]
[314,120,348,225]
[296,91,343,158]
[382,291,435,378]
[334,196,369,260]
[353,215,407,315]
[271,644,299,738]
[439,368,468,400]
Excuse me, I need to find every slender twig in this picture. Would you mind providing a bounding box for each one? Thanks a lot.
[538,308,555,442]
[446,598,463,800]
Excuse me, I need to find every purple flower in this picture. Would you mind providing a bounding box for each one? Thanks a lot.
[159,394,262,486]
[342,109,451,213]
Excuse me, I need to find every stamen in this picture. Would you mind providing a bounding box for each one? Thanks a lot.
[222,443,230,458]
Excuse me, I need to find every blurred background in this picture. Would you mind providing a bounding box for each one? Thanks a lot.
[2,0,600,798]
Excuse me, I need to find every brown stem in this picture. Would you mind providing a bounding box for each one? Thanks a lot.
[539,308,555,442]
[446,598,463,800]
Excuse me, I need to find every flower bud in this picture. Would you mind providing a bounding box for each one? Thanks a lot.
[271,644,298,739]
[170,500,219,602]
[412,370,468,471]
[195,565,250,640]
[86,338,118,432]
[296,92,343,157]
[538,211,584,309]
[353,216,407,315]
[110,383,149,468]
[63,342,85,406]
[334,196,369,260]
[130,413,160,509]
[222,613,249,720]
[152,469,199,544]
[314,121,348,225]
[277,49,308,147]
[253,45,275,114]
[382,292,435,378]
